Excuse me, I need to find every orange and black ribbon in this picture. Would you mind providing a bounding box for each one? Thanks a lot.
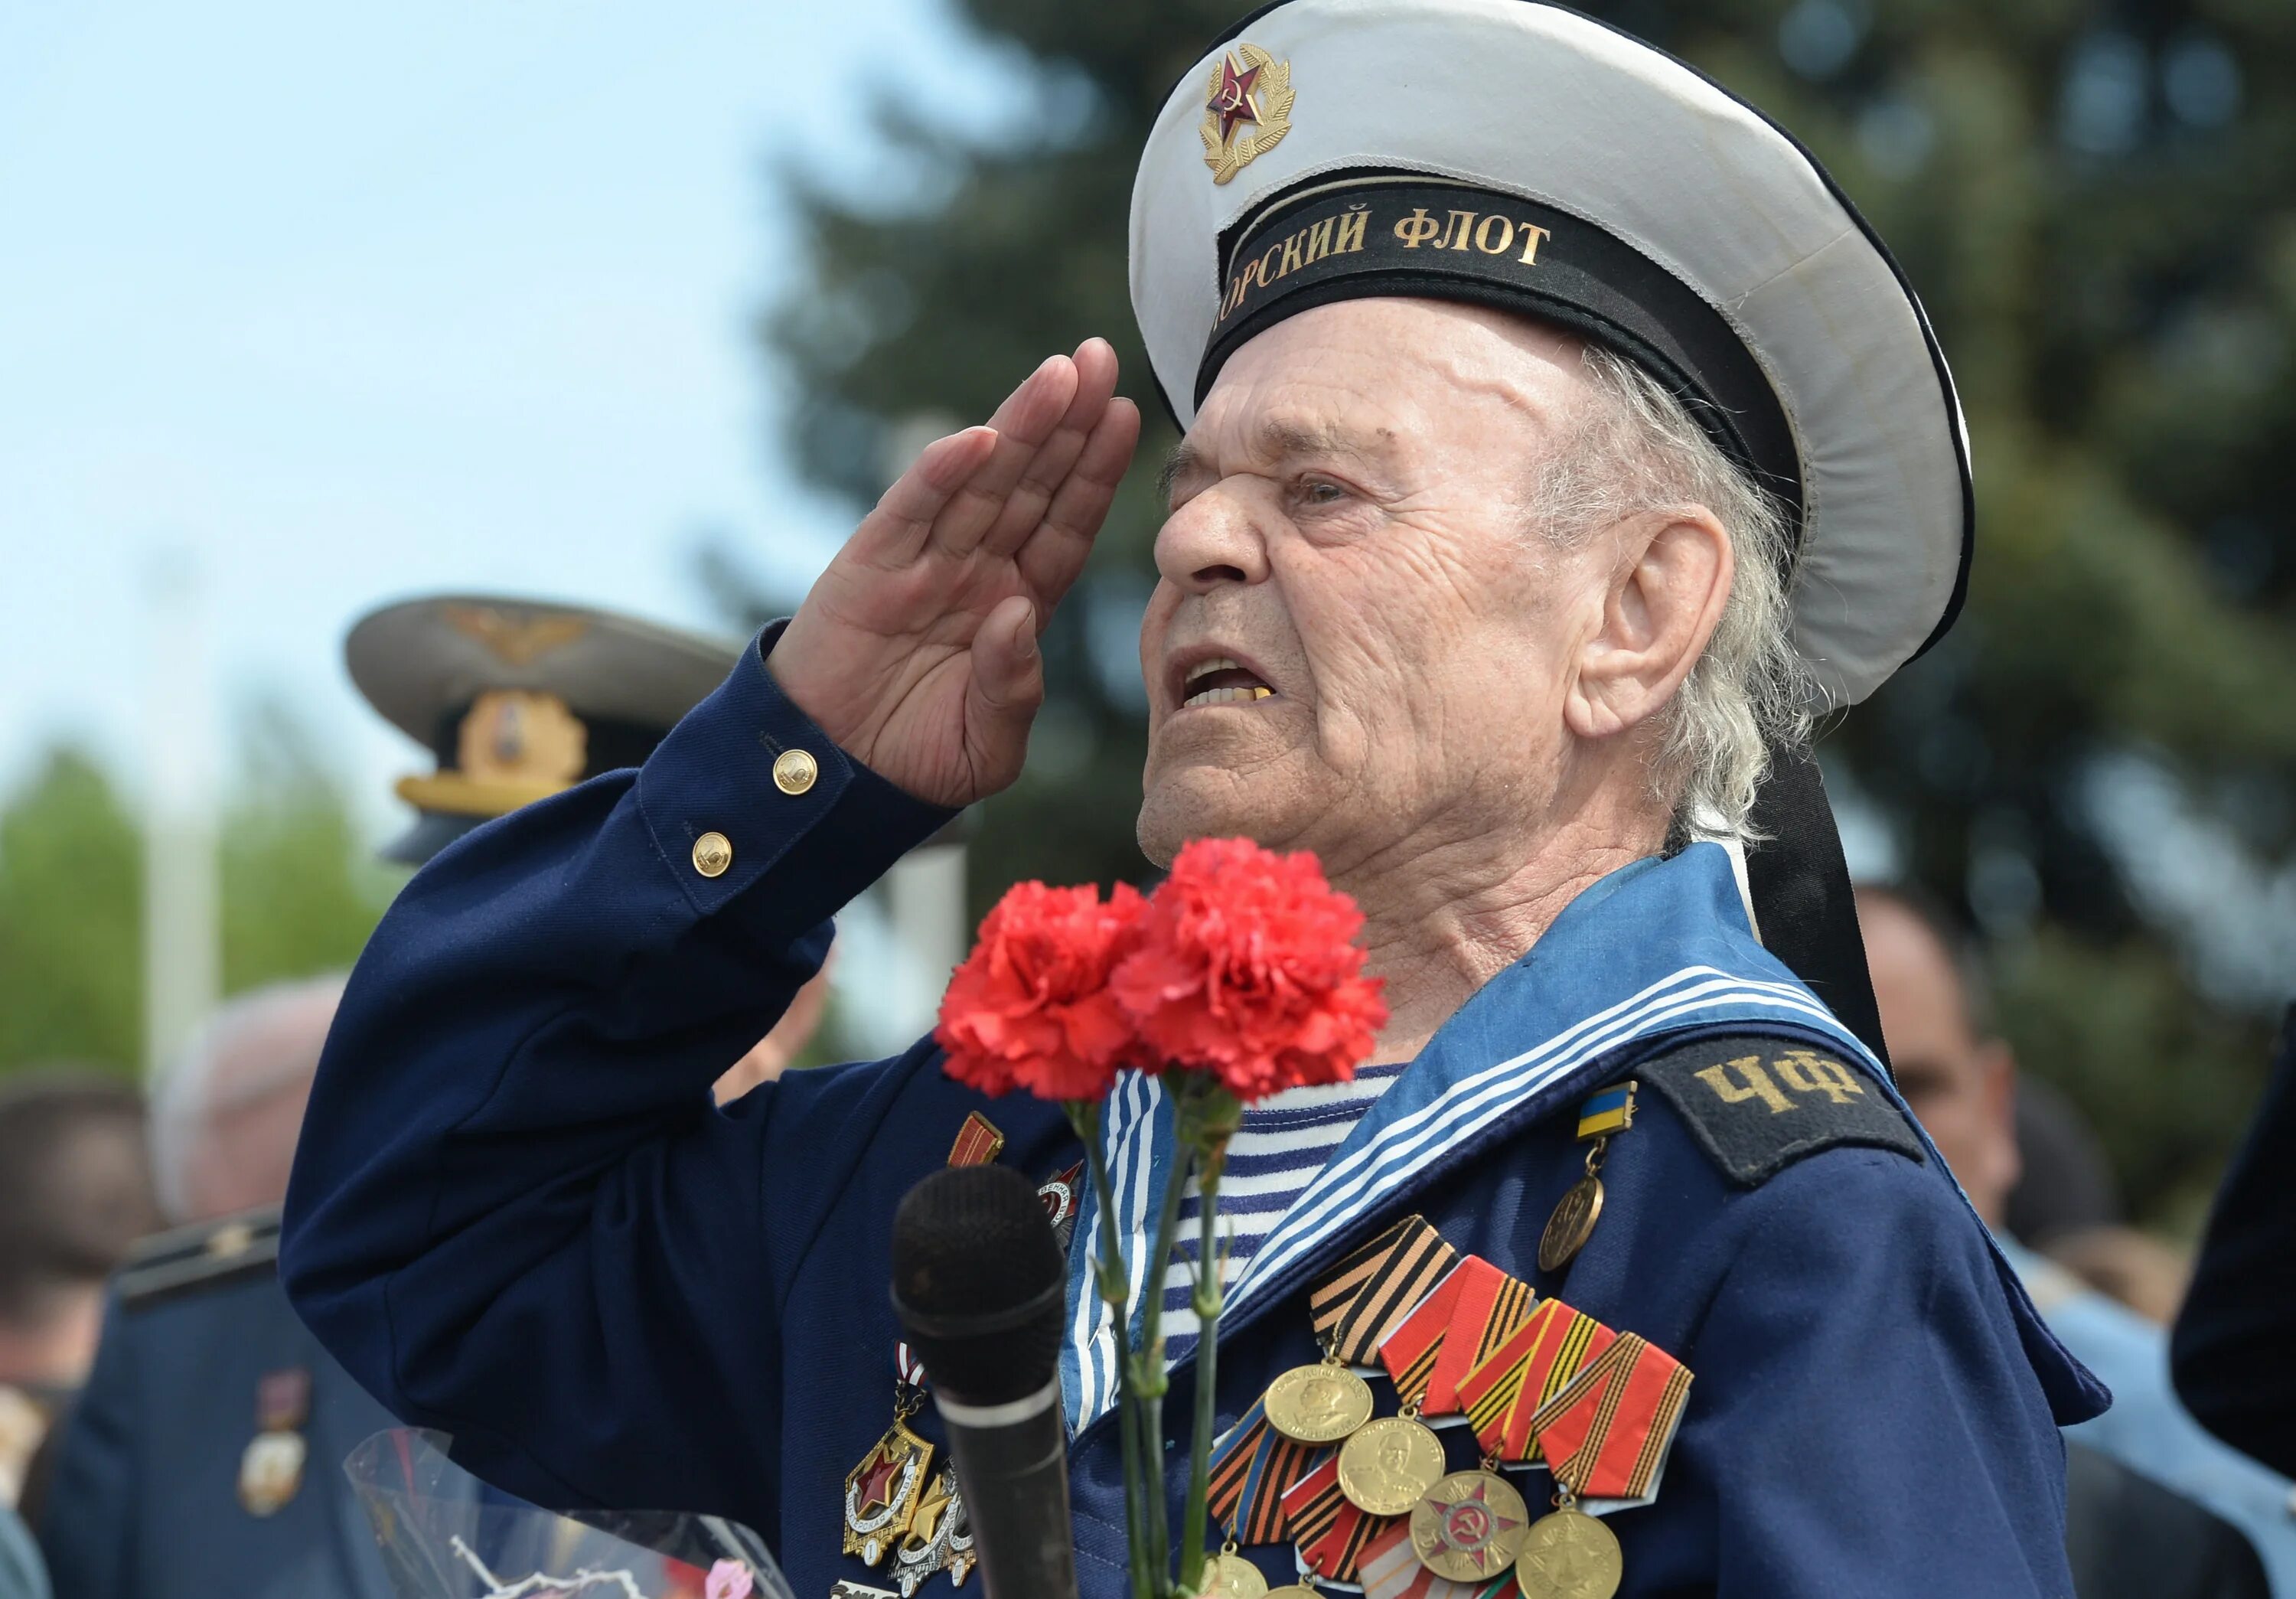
[1528,1331,1694,1504]
[1208,1399,1332,1547]
[1376,1256,1534,1416]
[1280,1454,1397,1582]
[1455,1299,1609,1462]
[1309,1215,1463,1366]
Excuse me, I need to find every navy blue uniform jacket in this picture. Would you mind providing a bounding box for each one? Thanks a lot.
[282,632,2107,1598]
[38,1257,394,1599]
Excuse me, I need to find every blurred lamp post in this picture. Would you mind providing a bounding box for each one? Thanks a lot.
[143,554,219,1081]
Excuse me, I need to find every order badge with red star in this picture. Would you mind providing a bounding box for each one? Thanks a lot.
[1199,44,1295,184]
[843,1413,934,1568]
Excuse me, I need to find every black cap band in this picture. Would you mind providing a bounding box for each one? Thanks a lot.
[1200,175,1805,540]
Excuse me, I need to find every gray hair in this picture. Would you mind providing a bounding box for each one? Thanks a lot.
[150,974,346,1223]
[1528,345,1811,844]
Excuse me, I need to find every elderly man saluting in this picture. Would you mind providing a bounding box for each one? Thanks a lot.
[283,4,2103,1594]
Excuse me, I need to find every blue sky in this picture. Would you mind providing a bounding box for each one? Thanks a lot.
[0,0,1010,833]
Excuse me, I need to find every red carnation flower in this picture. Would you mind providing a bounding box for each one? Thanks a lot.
[1110,839,1387,1103]
[936,880,1150,1101]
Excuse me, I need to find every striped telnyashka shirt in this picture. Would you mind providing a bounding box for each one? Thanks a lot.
[1157,1060,1411,1368]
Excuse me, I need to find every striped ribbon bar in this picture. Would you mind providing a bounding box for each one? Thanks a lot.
[1379,1257,1534,1417]
[1574,1082,1636,1140]
[895,1340,929,1390]
[1454,1298,1612,1461]
[1527,1332,1694,1505]
[1280,1454,1395,1581]
[1208,1399,1332,1547]
[946,1111,1006,1167]
[1309,1215,1463,1366]
[1358,1522,1525,1599]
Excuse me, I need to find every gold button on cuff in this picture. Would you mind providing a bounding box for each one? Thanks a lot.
[772,748,819,796]
[691,831,733,879]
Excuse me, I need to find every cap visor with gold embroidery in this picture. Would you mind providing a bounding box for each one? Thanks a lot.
[1130,0,1973,708]
[347,593,740,863]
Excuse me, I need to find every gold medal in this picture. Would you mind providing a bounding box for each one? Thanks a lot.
[1335,1414,1446,1516]
[1408,1470,1529,1581]
[1197,1548,1270,1599]
[1538,1174,1603,1273]
[1264,1359,1375,1444]
[1515,1507,1622,1599]
[843,1411,934,1567]
[236,1429,305,1516]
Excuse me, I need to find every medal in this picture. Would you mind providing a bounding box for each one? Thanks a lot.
[843,1405,934,1567]
[236,1429,305,1516]
[1264,1357,1375,1444]
[1538,1085,1634,1274]
[1198,1546,1270,1599]
[1335,1414,1446,1516]
[239,1367,311,1516]
[1536,1179,1602,1275]
[1410,1470,1530,1582]
[892,1464,974,1595]
[1513,1506,1619,1599]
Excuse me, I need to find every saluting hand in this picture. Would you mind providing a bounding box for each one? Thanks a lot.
[767,338,1140,808]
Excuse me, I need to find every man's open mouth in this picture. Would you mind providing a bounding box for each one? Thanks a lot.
[1180,656,1275,709]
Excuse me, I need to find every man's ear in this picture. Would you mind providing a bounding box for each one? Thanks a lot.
[1564,507,1733,741]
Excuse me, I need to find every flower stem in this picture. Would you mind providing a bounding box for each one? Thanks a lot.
[1071,1101,1156,1599]
[1178,1136,1227,1594]
[1134,1119,1196,1599]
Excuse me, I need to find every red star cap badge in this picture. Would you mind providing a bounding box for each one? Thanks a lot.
[1210,53,1262,143]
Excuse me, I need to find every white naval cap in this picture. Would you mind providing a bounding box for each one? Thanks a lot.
[1130,0,1973,710]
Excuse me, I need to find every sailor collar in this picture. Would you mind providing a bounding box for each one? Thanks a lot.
[1058,845,2105,1434]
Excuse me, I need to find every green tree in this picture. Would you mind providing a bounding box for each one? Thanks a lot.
[745,0,2296,1222]
[0,749,144,1073]
[0,705,396,1081]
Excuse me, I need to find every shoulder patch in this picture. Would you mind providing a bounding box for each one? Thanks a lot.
[117,1206,281,1310]
[1633,1036,1923,1187]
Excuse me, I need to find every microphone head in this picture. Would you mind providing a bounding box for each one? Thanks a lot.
[892,1164,1068,1407]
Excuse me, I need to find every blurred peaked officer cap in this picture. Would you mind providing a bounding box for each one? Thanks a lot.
[1131,0,1976,1062]
[347,595,741,866]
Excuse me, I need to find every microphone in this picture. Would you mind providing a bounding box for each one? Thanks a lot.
[892,1165,1078,1599]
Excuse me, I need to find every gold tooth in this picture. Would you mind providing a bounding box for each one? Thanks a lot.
[1249,687,1272,700]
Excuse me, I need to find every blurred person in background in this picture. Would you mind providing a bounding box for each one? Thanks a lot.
[716,954,836,1105]
[1861,884,2291,1597]
[0,1075,161,1508]
[38,595,745,1599]
[2175,1007,2296,1482]
[34,975,398,1599]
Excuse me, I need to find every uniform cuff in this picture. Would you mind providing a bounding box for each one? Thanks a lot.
[635,622,958,938]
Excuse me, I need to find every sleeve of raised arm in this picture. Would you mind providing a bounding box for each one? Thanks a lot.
[279,626,955,1519]
[1690,1150,2076,1599]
